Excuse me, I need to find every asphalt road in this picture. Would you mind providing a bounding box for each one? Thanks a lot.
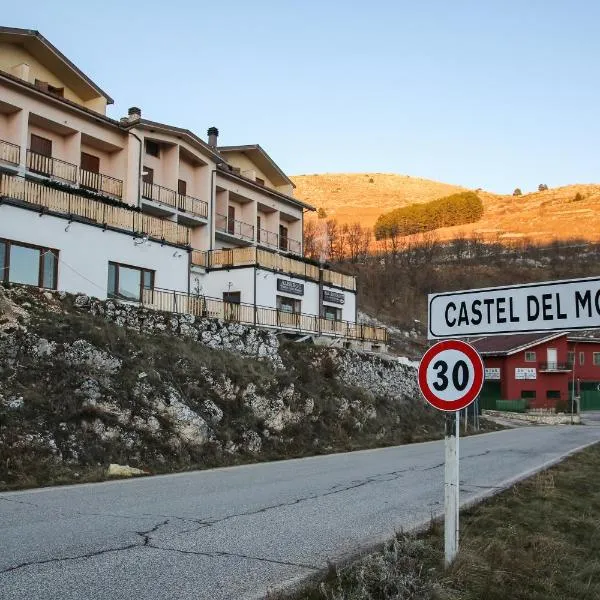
[1,425,599,600]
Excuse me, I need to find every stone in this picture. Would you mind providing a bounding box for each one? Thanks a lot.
[106,464,146,477]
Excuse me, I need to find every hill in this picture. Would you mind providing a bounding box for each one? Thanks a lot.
[292,173,600,243]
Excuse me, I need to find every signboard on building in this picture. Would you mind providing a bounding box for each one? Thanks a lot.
[277,279,304,296]
[515,367,536,380]
[428,276,600,339]
[485,367,501,380]
[323,289,345,305]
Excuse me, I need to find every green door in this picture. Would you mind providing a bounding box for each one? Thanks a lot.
[480,381,502,410]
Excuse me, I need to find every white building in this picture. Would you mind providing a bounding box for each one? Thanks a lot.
[0,27,386,348]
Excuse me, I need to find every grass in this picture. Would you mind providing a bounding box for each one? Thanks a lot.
[287,442,600,600]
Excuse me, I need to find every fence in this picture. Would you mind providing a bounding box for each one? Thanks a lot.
[141,287,388,343]
[0,173,190,246]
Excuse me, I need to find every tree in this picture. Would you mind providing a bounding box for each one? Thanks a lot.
[513,188,522,196]
[317,207,327,219]
[538,183,548,192]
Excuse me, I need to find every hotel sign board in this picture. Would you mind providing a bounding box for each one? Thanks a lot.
[428,276,600,339]
[277,279,304,296]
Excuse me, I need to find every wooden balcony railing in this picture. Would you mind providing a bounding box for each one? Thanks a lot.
[322,268,357,292]
[80,168,123,199]
[26,150,77,184]
[0,139,20,166]
[141,287,388,343]
[0,173,190,246]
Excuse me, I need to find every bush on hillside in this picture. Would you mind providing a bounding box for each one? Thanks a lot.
[538,183,549,191]
[513,188,522,196]
[373,191,483,240]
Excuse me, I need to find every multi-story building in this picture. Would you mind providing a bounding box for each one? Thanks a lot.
[0,27,387,349]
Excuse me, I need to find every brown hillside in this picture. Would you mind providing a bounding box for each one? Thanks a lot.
[292,173,600,242]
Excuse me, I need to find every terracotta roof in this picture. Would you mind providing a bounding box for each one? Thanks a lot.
[469,332,566,356]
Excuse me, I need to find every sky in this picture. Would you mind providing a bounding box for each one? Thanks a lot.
[5,0,600,193]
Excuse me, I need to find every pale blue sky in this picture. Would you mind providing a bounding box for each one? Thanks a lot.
[5,0,599,193]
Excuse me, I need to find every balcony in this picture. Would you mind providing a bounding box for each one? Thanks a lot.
[142,181,208,219]
[141,287,388,343]
[26,149,77,184]
[0,173,191,247]
[191,247,359,291]
[216,213,255,241]
[257,228,302,255]
[539,362,572,372]
[0,139,20,166]
[80,168,123,199]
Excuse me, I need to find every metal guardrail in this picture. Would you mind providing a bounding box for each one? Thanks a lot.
[539,362,571,371]
[141,287,388,343]
[27,150,78,184]
[0,173,190,246]
[80,168,123,199]
[216,213,255,240]
[257,228,302,255]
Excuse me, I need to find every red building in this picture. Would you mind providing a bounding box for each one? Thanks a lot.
[471,333,600,411]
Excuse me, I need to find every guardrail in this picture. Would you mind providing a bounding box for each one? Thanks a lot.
[80,168,123,199]
[0,173,190,246]
[257,228,302,255]
[539,362,571,371]
[0,139,20,166]
[215,213,255,240]
[141,287,388,343]
[27,150,78,184]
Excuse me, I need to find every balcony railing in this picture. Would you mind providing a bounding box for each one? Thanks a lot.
[191,247,359,290]
[80,168,123,199]
[143,181,208,218]
[216,213,255,240]
[26,150,77,184]
[177,193,208,219]
[142,181,177,208]
[0,173,190,247]
[539,362,572,372]
[257,228,302,255]
[141,287,388,343]
[0,139,20,166]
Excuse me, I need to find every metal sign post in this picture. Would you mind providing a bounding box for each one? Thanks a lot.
[418,340,484,567]
[444,411,459,566]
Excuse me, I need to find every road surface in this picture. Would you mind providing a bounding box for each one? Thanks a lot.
[1,425,599,600]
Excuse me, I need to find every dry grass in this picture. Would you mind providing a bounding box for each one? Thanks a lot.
[288,442,600,600]
[293,173,600,243]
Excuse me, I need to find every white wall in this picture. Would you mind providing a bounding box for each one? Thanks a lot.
[191,267,255,304]
[0,204,189,298]
[323,284,356,322]
[256,269,319,314]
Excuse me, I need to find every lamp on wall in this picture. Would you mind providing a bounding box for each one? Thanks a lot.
[173,251,183,258]
[134,234,149,246]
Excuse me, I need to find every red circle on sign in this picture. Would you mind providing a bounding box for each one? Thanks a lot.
[418,339,484,411]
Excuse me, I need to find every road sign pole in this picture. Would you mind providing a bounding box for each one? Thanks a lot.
[444,411,459,567]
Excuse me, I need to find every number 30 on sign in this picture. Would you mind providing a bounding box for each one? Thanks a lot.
[418,340,484,411]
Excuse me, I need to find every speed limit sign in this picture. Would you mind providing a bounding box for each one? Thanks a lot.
[418,339,484,411]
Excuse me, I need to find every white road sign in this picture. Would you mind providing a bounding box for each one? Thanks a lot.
[428,276,600,339]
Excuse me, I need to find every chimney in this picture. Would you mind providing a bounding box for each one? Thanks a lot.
[127,106,141,122]
[207,126,219,147]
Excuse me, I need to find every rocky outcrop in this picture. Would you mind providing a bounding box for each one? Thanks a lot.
[0,284,439,490]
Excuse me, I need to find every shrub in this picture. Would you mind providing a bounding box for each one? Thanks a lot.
[317,207,328,219]
[513,188,522,196]
[373,191,483,240]
[573,192,583,202]
[538,183,548,191]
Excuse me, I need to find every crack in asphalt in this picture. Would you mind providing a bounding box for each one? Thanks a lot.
[148,543,321,571]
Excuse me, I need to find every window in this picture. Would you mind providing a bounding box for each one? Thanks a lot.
[323,305,342,321]
[178,179,187,196]
[143,166,154,184]
[279,224,288,251]
[227,206,236,235]
[30,133,52,157]
[277,295,301,314]
[594,353,600,366]
[145,140,160,157]
[547,390,561,399]
[580,352,586,365]
[255,177,265,186]
[257,216,261,243]
[223,292,241,321]
[567,351,575,365]
[0,238,58,289]
[521,390,536,399]
[80,152,100,173]
[525,351,536,362]
[223,291,241,304]
[107,262,154,302]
